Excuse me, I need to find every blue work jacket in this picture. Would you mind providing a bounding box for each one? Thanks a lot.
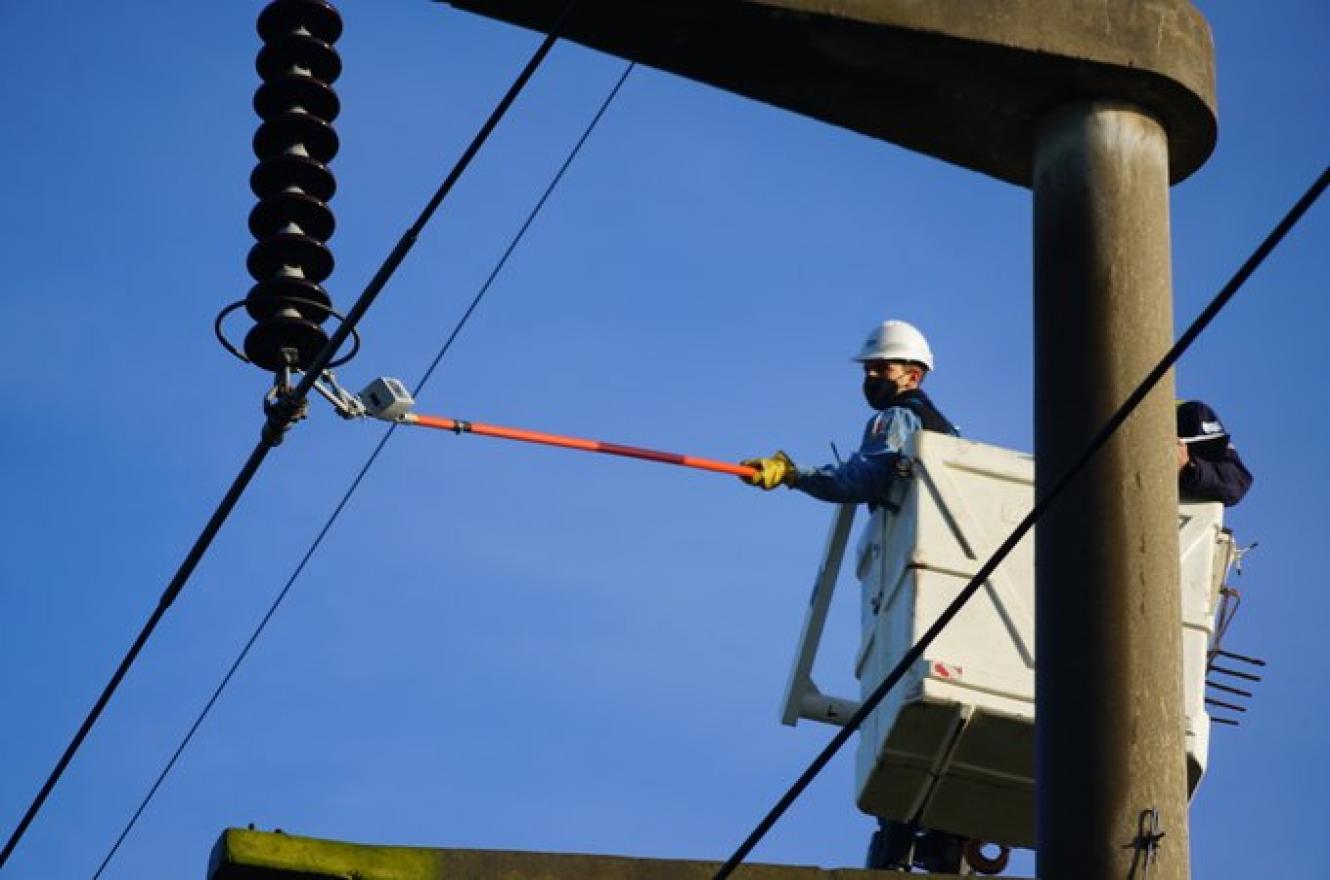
[794,390,958,507]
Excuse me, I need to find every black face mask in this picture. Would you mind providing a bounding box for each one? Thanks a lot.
[862,376,901,411]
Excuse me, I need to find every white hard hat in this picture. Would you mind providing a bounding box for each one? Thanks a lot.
[851,320,934,370]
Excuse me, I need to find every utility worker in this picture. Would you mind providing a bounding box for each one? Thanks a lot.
[742,320,965,873]
[1176,400,1253,506]
[740,320,958,505]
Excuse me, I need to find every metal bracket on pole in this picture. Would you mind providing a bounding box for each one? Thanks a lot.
[780,503,861,727]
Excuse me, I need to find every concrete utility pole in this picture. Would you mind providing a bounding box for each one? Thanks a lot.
[1033,103,1188,878]
[441,2,1218,876]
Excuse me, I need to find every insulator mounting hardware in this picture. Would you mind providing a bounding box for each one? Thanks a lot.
[290,373,416,422]
[261,358,311,446]
[223,0,348,374]
[304,374,415,422]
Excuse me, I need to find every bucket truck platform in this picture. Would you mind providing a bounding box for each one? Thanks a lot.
[781,431,1236,848]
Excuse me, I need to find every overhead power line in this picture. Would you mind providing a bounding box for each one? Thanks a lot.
[0,4,580,870]
[713,163,1330,880]
[90,61,636,880]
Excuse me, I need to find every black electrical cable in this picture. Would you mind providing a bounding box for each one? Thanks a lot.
[0,446,275,874]
[712,163,1329,880]
[0,6,580,870]
[89,61,635,880]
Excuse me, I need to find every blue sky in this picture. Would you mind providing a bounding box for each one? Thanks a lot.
[0,2,1326,877]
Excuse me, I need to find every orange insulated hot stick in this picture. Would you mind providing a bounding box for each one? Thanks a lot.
[402,412,758,480]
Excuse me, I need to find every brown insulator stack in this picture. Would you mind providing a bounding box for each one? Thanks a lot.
[244,0,343,372]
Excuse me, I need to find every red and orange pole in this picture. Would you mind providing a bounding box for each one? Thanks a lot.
[402,412,758,479]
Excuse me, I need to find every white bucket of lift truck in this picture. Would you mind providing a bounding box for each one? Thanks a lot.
[852,430,1232,848]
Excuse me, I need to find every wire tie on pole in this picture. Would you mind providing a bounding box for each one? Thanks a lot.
[1123,807,1165,879]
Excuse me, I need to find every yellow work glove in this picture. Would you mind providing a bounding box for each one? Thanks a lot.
[740,450,798,490]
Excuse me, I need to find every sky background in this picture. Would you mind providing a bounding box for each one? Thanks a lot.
[1,2,1326,878]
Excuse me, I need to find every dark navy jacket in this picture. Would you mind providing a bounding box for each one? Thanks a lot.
[1177,400,1253,507]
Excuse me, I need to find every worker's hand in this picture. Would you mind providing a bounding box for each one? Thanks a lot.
[740,450,798,490]
[1176,439,1190,472]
